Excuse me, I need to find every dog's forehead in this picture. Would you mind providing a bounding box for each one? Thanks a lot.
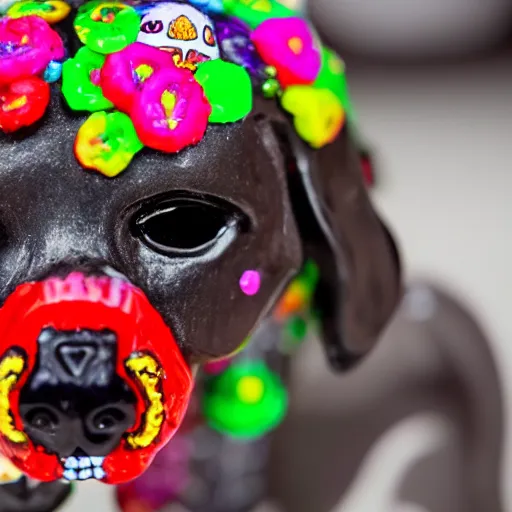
[0,94,285,213]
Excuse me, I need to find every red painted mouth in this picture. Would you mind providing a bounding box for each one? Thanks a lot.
[0,272,193,484]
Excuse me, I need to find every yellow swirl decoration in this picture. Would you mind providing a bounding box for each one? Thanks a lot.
[125,353,165,450]
[0,353,27,445]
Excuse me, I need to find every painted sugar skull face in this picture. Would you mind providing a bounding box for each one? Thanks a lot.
[137,2,220,69]
[0,0,401,489]
[0,273,192,484]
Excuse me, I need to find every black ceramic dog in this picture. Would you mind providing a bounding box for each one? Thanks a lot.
[0,0,400,510]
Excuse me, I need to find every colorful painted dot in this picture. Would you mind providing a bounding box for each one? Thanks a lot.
[262,77,280,98]
[239,270,261,296]
[288,36,303,55]
[43,60,62,83]
[130,66,211,153]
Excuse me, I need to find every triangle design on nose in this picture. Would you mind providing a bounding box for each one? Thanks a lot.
[58,344,96,378]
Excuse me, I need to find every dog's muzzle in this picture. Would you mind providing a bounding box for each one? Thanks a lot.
[0,272,192,484]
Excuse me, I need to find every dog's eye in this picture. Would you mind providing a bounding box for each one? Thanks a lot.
[91,407,127,432]
[24,407,59,433]
[132,198,239,255]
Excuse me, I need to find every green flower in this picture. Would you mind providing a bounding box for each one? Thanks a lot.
[202,360,288,440]
[62,47,113,112]
[74,0,140,54]
[196,59,253,124]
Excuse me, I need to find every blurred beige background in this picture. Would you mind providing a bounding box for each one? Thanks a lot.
[311,0,512,59]
[340,50,512,511]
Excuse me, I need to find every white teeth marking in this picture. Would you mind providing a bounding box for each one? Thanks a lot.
[78,469,93,480]
[93,467,106,480]
[62,457,106,481]
[78,458,91,469]
[64,457,78,469]
[63,469,78,481]
[90,457,104,467]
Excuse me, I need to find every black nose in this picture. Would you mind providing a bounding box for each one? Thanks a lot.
[18,328,137,458]
[32,327,118,388]
[58,343,96,379]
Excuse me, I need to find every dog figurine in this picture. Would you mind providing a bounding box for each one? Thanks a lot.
[0,0,400,510]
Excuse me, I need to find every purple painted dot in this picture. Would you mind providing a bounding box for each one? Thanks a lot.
[239,270,261,296]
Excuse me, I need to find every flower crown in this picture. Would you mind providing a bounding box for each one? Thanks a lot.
[0,0,355,177]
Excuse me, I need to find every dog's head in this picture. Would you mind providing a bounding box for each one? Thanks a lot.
[0,0,401,485]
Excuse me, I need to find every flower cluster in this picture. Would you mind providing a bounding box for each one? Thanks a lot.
[0,0,354,177]
[217,1,352,148]
[65,0,255,176]
[0,14,64,132]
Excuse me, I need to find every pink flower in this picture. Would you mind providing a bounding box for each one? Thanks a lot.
[131,66,211,154]
[0,15,65,84]
[100,42,176,114]
[251,17,322,88]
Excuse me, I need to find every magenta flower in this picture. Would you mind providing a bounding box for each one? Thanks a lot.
[0,15,65,84]
[251,17,322,88]
[100,42,176,114]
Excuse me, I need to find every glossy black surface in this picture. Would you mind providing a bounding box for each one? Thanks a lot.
[19,328,137,458]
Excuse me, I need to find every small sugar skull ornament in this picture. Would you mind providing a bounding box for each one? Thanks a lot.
[137,2,220,70]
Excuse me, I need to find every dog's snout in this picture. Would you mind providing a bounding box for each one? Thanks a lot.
[18,327,137,459]
[0,271,192,483]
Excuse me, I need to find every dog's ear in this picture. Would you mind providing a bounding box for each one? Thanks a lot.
[269,120,402,371]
